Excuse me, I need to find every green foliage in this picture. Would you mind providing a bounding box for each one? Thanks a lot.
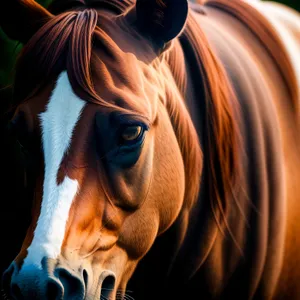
[0,0,51,118]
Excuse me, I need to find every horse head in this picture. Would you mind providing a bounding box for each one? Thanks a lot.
[1,0,203,299]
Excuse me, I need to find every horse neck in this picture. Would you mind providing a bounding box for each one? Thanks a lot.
[165,29,220,274]
[158,13,245,290]
[146,26,214,279]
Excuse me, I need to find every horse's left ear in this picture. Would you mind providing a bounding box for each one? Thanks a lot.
[0,0,53,44]
[134,0,188,50]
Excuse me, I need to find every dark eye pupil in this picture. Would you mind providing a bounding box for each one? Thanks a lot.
[121,126,142,142]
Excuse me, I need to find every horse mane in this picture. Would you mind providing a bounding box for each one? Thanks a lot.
[47,0,134,15]
[13,8,128,112]
[167,11,241,232]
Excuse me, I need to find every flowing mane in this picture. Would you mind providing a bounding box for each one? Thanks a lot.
[166,12,241,230]
[48,0,134,14]
[14,9,114,109]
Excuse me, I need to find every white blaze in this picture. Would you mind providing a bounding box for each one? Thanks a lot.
[21,72,86,270]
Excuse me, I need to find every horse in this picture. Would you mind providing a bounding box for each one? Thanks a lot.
[1,0,300,299]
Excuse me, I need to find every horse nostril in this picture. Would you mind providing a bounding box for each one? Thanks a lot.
[47,279,63,300]
[2,263,18,299]
[11,283,23,299]
[83,269,88,289]
[57,268,85,299]
[100,275,116,300]
[2,266,14,296]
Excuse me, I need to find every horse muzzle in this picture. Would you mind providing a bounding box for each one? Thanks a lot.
[2,257,116,300]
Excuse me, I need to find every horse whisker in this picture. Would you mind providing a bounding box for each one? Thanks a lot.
[116,290,135,300]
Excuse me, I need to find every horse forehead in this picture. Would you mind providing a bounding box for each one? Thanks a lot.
[92,54,162,118]
[92,35,160,89]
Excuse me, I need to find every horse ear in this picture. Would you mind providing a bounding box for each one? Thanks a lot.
[0,0,52,44]
[135,0,188,50]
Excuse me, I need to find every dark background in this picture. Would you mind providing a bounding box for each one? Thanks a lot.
[0,0,299,290]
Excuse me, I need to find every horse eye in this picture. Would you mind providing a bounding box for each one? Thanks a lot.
[120,125,143,143]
